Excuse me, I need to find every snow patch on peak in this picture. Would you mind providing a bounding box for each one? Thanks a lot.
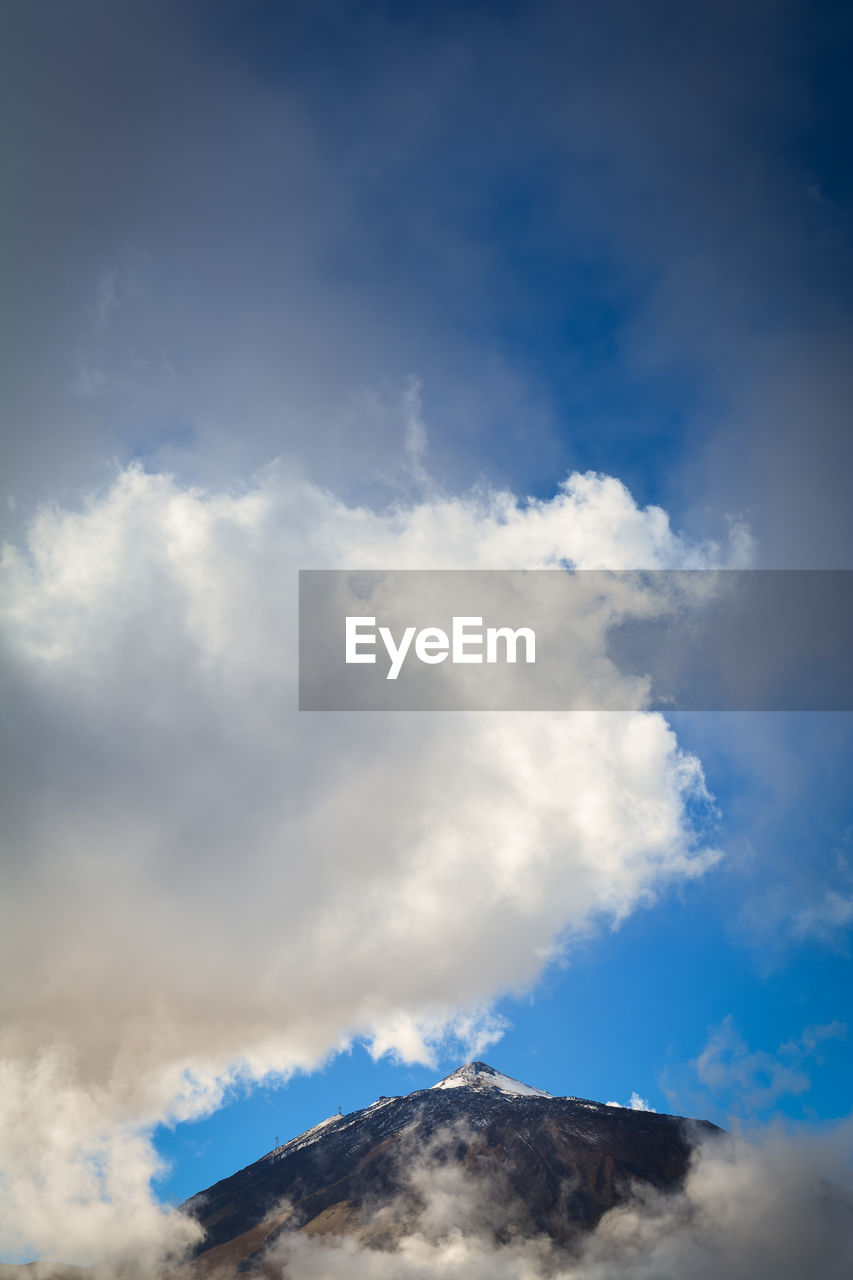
[431,1061,552,1098]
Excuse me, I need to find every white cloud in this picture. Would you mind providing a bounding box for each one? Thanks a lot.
[0,463,734,1267]
[606,1093,657,1112]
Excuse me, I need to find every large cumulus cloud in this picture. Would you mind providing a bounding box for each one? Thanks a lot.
[0,465,738,1266]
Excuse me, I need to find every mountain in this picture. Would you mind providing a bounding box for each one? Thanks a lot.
[182,1061,721,1274]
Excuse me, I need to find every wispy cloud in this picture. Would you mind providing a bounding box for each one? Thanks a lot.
[693,1017,846,1114]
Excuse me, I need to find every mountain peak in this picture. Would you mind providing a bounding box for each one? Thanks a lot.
[430,1060,553,1098]
[184,1063,722,1268]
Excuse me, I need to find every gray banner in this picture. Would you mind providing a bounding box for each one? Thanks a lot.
[298,570,853,711]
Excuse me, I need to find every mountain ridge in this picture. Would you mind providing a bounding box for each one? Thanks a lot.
[182,1060,721,1273]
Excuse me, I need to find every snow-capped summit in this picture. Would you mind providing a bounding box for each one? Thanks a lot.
[430,1060,553,1098]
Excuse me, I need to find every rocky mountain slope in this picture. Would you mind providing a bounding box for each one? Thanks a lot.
[182,1061,721,1273]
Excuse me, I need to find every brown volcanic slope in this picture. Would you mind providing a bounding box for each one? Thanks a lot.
[182,1062,721,1273]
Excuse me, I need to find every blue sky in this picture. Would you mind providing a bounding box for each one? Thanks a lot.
[1,0,853,1263]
